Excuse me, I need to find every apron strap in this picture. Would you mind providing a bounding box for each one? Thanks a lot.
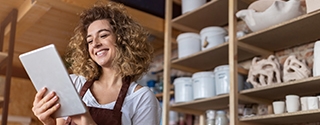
[113,76,131,117]
[80,80,94,97]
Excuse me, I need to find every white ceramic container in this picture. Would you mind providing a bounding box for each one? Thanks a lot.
[181,0,206,14]
[214,65,244,95]
[192,71,215,99]
[173,77,193,103]
[177,32,201,58]
[200,26,227,51]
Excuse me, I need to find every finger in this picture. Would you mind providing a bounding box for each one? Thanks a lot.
[37,103,60,123]
[35,91,56,110]
[34,87,47,105]
[33,95,59,116]
[42,95,59,111]
[41,103,61,118]
[41,91,56,104]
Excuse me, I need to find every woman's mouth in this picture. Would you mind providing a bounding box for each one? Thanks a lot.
[95,48,109,56]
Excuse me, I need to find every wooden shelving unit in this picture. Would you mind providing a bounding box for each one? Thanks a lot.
[0,9,17,125]
[163,0,320,125]
[0,52,8,69]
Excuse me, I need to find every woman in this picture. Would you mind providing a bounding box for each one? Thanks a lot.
[32,1,161,125]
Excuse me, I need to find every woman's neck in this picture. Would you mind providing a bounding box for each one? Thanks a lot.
[96,68,122,88]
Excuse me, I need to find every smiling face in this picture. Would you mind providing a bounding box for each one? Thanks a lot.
[86,19,117,68]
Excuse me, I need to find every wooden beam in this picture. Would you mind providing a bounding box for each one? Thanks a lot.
[5,0,51,37]
[59,0,181,41]
[60,0,97,9]
[125,6,164,39]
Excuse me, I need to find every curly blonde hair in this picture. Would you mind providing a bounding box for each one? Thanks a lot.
[65,1,154,82]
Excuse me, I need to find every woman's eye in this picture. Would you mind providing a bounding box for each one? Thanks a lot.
[87,39,93,44]
[100,34,108,38]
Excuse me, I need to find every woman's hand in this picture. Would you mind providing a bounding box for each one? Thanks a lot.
[32,87,60,125]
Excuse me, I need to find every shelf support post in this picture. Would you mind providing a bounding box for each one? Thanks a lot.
[229,0,239,125]
[162,0,172,125]
[0,8,18,125]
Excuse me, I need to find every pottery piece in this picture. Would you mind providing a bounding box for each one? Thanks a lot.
[248,0,280,12]
[282,55,311,82]
[236,0,305,32]
[306,0,320,13]
[313,41,320,76]
[247,55,282,88]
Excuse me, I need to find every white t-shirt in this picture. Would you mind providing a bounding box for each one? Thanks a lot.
[70,74,162,125]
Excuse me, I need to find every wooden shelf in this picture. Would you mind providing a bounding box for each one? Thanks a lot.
[156,91,174,98]
[239,10,320,52]
[0,52,8,67]
[240,76,320,104]
[172,0,249,32]
[0,96,4,108]
[171,42,255,73]
[240,109,320,124]
[170,94,229,115]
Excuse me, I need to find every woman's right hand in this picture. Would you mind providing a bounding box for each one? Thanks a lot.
[32,87,60,125]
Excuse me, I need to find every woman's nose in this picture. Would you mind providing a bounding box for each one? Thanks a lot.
[93,39,102,48]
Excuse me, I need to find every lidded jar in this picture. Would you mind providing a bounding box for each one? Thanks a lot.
[215,110,228,125]
[206,110,215,125]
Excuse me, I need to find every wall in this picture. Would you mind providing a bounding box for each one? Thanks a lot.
[0,76,42,125]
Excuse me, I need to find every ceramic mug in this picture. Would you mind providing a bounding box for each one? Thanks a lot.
[272,101,286,114]
[286,95,300,112]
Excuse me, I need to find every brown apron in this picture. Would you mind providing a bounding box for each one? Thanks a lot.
[66,77,131,125]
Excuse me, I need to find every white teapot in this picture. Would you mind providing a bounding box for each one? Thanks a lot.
[236,0,305,32]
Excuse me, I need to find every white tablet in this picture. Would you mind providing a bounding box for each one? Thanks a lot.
[19,44,86,118]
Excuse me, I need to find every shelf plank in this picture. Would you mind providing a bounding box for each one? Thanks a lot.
[171,42,255,72]
[172,0,249,32]
[240,76,320,104]
[239,10,320,52]
[156,91,174,98]
[0,52,8,69]
[0,96,4,108]
[240,109,320,124]
[170,94,229,114]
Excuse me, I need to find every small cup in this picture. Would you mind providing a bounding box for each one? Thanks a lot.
[272,101,285,114]
[307,96,319,110]
[286,95,300,112]
[300,96,310,111]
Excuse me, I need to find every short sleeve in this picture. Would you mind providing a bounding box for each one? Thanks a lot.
[131,88,162,125]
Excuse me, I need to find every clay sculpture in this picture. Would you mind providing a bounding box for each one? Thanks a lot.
[282,55,311,82]
[247,55,282,88]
